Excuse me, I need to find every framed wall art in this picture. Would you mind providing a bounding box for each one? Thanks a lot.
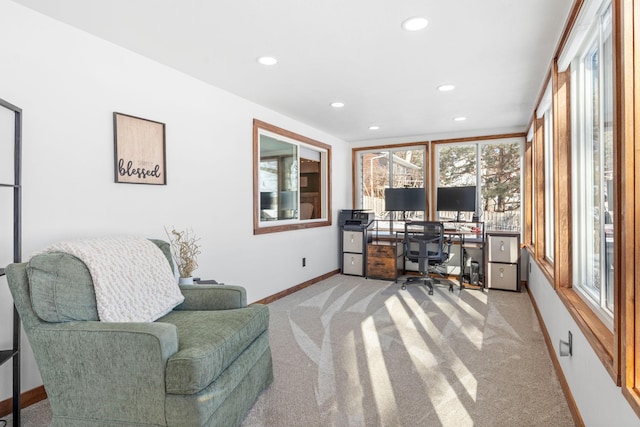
[113,112,166,185]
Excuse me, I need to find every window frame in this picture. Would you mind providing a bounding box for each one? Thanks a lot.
[352,141,427,211]
[524,124,534,249]
[353,144,427,234]
[543,101,555,263]
[351,135,525,232]
[570,3,616,327]
[618,0,640,410]
[533,80,557,274]
[432,136,524,233]
[253,119,332,235]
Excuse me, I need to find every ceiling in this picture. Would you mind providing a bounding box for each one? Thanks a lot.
[11,0,574,142]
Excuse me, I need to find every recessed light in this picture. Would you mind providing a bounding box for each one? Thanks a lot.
[330,102,345,108]
[438,84,455,92]
[257,56,277,66]
[369,125,380,130]
[401,17,429,31]
[453,116,467,121]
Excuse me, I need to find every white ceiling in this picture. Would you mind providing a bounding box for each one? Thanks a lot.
[11,0,574,142]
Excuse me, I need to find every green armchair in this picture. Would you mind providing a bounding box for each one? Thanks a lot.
[4,240,272,427]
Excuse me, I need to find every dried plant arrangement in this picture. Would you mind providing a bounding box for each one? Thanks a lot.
[165,227,201,279]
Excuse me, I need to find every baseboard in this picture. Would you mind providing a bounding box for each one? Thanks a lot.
[0,385,47,418]
[526,286,585,427]
[252,269,340,305]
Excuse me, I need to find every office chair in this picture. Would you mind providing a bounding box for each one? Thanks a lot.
[401,221,453,295]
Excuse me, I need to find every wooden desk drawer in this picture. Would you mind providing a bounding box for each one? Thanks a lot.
[367,244,401,280]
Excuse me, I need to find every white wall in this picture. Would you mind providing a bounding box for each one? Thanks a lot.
[528,260,640,426]
[0,0,350,400]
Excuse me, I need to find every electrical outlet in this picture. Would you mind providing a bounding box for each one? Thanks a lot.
[559,330,573,357]
[302,257,306,267]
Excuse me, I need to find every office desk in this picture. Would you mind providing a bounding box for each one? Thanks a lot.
[364,221,485,288]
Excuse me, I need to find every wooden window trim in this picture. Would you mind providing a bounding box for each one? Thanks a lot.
[524,140,533,247]
[253,119,332,235]
[532,116,555,282]
[351,141,428,209]
[553,65,572,290]
[618,0,640,416]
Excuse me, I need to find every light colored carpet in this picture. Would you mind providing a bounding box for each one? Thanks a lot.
[241,275,573,427]
[2,275,574,426]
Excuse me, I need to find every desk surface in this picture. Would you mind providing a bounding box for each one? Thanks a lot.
[443,230,484,246]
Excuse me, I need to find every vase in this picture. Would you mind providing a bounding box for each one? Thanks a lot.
[179,277,194,285]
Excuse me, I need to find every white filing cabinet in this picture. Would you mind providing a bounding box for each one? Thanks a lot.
[486,232,520,291]
[342,230,366,276]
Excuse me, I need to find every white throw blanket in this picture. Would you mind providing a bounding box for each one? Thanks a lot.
[40,236,184,322]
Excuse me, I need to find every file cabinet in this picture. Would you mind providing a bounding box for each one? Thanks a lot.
[338,210,374,277]
[342,230,367,276]
[486,232,520,291]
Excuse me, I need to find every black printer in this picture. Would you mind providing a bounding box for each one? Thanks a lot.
[338,209,375,230]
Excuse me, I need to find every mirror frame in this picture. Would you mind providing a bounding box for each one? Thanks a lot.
[253,119,332,235]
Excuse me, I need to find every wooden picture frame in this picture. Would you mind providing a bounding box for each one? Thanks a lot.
[113,112,166,185]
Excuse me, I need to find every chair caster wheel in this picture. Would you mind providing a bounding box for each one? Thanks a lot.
[401,285,406,290]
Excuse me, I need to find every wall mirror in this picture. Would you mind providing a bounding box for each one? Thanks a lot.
[253,119,331,234]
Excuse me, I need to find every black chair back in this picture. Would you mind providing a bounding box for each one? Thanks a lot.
[404,221,447,273]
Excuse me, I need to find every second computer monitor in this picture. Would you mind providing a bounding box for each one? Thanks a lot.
[436,186,476,220]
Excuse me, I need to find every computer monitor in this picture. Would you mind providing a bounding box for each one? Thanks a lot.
[436,186,476,220]
[260,191,276,210]
[384,187,426,212]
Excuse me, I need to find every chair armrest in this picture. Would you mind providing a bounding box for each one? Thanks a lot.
[34,321,179,360]
[176,284,247,310]
[30,321,178,424]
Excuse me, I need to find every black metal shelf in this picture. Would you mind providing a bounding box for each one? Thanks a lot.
[0,96,22,426]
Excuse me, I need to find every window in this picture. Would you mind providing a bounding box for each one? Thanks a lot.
[525,125,535,247]
[253,119,331,234]
[533,81,555,264]
[543,97,555,262]
[436,143,477,221]
[353,139,521,233]
[572,3,614,321]
[480,143,522,230]
[435,139,522,231]
[356,146,425,230]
